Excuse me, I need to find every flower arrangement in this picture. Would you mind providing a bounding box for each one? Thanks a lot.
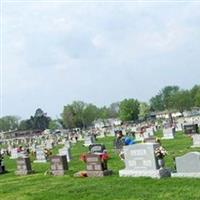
[80,152,109,163]
[155,146,168,159]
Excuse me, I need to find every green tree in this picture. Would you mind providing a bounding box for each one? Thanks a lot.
[108,102,119,118]
[98,106,110,120]
[0,116,20,131]
[172,90,193,113]
[82,104,99,128]
[19,108,50,131]
[119,99,140,121]
[150,94,164,111]
[194,89,200,107]
[161,86,180,110]
[62,105,76,129]
[190,85,200,106]
[48,119,62,131]
[139,102,150,120]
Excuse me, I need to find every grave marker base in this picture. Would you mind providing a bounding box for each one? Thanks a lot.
[87,169,112,177]
[33,160,47,163]
[172,172,200,178]
[15,170,34,176]
[119,169,171,179]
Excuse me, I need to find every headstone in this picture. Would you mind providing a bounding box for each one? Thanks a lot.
[191,134,200,148]
[119,143,171,178]
[145,127,154,136]
[162,127,175,139]
[89,144,106,154]
[176,123,183,132]
[113,137,124,153]
[10,148,18,159]
[64,141,71,149]
[84,136,95,147]
[144,137,157,144]
[46,141,53,150]
[15,157,33,175]
[172,152,200,177]
[50,155,68,176]
[143,131,150,139]
[0,156,5,174]
[134,133,143,142]
[58,147,72,162]
[34,148,47,163]
[85,154,112,177]
[184,124,199,134]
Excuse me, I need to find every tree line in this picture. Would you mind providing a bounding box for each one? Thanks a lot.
[0,84,200,132]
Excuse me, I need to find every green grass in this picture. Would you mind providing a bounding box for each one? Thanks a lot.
[0,131,200,200]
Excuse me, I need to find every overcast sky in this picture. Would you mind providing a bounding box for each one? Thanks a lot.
[1,1,200,119]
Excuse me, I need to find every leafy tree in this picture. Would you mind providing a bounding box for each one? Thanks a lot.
[108,102,119,118]
[98,106,110,120]
[82,104,99,128]
[161,86,180,110]
[172,90,193,113]
[150,94,164,111]
[0,116,20,132]
[62,105,76,129]
[139,102,150,120]
[19,108,50,131]
[48,119,62,131]
[119,99,140,121]
[194,89,200,107]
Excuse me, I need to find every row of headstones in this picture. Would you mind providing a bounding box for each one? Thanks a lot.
[13,143,200,178]
[14,143,111,177]
[10,142,72,164]
[162,123,199,140]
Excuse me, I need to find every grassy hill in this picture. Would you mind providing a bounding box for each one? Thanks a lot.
[1,131,200,200]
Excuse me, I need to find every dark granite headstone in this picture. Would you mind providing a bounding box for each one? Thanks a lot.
[89,144,106,154]
[184,124,199,134]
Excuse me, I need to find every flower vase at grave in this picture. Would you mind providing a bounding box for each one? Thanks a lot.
[158,159,165,169]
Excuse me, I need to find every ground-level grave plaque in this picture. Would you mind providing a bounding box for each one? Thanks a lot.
[15,157,33,175]
[119,143,171,178]
[50,155,68,176]
[172,152,200,178]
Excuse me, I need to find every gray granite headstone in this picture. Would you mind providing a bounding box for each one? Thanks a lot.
[84,136,95,147]
[162,127,175,139]
[172,152,200,178]
[58,147,71,162]
[34,148,47,163]
[191,134,200,148]
[119,143,171,178]
[10,148,18,159]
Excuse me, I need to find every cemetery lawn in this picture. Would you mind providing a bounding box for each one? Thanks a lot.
[1,132,200,200]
